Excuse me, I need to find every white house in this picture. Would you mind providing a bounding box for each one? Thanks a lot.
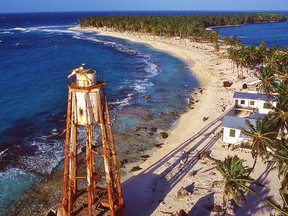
[233,91,276,114]
[222,115,257,145]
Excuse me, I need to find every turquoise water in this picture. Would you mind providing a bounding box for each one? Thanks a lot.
[1,11,288,213]
[0,12,198,212]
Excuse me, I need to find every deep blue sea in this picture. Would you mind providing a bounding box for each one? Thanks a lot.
[215,12,288,48]
[0,11,287,213]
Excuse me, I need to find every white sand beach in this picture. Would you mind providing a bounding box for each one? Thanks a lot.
[71,27,281,215]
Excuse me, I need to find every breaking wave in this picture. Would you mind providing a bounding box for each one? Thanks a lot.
[21,138,64,175]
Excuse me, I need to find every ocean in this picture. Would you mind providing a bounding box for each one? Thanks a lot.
[215,12,288,48]
[0,11,287,214]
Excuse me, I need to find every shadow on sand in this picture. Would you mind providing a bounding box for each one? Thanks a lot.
[235,163,275,215]
[122,107,235,216]
[188,192,215,216]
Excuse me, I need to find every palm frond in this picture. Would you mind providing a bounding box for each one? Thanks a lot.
[266,197,288,216]
[238,183,259,197]
[212,179,224,187]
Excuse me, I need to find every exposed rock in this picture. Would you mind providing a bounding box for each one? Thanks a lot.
[188,98,195,109]
[46,203,60,216]
[148,132,155,137]
[160,209,188,216]
[132,127,140,132]
[119,159,128,167]
[177,187,191,199]
[143,95,151,100]
[198,151,208,159]
[178,65,187,70]
[168,111,176,116]
[155,143,164,148]
[149,127,158,132]
[188,99,195,109]
[203,116,209,121]
[177,209,188,216]
[140,155,150,161]
[238,74,246,79]
[198,88,203,94]
[129,166,142,172]
[223,81,233,87]
[133,127,147,132]
[139,127,147,131]
[208,205,225,213]
[188,170,197,177]
[160,132,169,139]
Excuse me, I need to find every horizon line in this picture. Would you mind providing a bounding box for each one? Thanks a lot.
[1,9,288,14]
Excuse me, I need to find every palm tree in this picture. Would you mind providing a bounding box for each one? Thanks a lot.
[212,155,261,207]
[257,41,269,67]
[269,45,281,57]
[227,47,238,74]
[232,48,244,77]
[242,117,278,172]
[270,139,288,191]
[276,64,288,83]
[229,36,241,48]
[268,94,288,134]
[266,191,288,216]
[266,142,288,216]
[237,47,248,78]
[276,81,288,96]
[281,47,288,65]
[244,45,258,70]
[256,66,277,97]
[266,54,280,71]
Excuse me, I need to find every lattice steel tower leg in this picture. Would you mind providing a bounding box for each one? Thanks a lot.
[59,66,125,216]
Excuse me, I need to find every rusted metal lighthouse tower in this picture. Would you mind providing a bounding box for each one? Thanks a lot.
[60,66,124,216]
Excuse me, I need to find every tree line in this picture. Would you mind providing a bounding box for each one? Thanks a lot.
[79,13,286,43]
[79,13,288,214]
[203,42,288,215]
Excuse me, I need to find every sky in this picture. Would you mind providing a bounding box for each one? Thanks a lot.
[1,0,288,13]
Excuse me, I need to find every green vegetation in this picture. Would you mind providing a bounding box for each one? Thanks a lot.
[227,42,288,214]
[79,13,286,43]
[182,15,288,213]
[79,12,288,214]
[212,155,261,207]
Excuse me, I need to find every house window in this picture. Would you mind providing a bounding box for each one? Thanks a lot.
[250,101,255,106]
[263,103,270,109]
[229,129,236,137]
[240,100,245,105]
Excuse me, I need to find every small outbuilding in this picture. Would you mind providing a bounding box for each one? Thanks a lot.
[222,115,257,145]
[233,91,276,114]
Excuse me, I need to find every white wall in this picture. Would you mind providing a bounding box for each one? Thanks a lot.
[235,99,276,114]
[222,127,248,145]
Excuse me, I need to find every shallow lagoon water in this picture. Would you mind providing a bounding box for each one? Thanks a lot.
[0,12,198,213]
[1,11,288,214]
